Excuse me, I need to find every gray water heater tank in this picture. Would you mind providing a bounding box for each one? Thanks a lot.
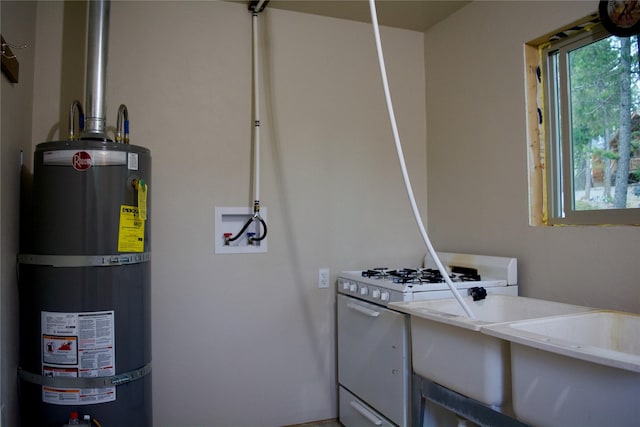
[18,139,152,426]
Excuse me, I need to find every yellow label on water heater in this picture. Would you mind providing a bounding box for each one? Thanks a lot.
[138,180,148,221]
[118,205,145,252]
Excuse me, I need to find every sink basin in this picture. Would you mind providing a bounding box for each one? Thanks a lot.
[483,310,640,426]
[391,294,593,331]
[389,295,593,407]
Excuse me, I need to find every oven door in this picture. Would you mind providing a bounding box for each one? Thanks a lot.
[337,294,409,427]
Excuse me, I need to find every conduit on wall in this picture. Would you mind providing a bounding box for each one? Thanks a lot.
[227,1,269,245]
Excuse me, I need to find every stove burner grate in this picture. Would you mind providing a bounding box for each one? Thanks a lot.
[362,266,481,284]
[361,268,389,278]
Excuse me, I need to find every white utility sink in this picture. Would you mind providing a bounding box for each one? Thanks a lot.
[390,295,593,407]
[483,310,640,426]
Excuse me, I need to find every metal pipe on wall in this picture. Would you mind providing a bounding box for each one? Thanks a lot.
[83,0,110,139]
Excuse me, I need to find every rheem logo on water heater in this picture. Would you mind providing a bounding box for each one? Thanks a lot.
[72,151,92,171]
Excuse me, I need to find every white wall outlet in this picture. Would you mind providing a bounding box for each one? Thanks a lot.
[318,268,330,288]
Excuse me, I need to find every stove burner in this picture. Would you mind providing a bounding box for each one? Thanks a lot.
[361,268,389,278]
[363,266,481,284]
[451,266,482,281]
[388,269,422,283]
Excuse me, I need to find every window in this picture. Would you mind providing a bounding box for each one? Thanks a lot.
[535,23,640,225]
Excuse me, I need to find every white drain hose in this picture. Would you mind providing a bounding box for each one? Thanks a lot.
[368,0,475,318]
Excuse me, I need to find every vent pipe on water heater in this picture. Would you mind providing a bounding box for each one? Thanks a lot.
[83,0,110,140]
[17,0,153,425]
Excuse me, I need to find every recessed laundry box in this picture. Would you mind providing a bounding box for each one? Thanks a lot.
[390,295,593,407]
[483,310,640,427]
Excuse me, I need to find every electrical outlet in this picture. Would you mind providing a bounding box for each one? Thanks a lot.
[319,268,330,288]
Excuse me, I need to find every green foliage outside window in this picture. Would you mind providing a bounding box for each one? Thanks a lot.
[543,27,640,224]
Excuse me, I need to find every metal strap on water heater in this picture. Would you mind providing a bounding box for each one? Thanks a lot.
[18,252,150,267]
[18,363,152,389]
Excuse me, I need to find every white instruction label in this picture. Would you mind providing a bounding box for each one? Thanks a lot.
[41,311,116,405]
[128,152,139,170]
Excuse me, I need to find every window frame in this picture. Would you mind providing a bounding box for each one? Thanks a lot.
[541,25,640,226]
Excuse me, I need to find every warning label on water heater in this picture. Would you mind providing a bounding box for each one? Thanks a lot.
[118,205,145,252]
[41,311,116,405]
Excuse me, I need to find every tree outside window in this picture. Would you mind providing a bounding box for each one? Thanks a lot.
[543,27,640,224]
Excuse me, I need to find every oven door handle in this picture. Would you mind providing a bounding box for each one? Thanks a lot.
[349,400,383,425]
[347,302,380,318]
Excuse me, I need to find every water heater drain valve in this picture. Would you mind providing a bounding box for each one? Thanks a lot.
[62,411,91,426]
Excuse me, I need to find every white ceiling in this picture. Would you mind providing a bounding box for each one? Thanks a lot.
[248,1,470,32]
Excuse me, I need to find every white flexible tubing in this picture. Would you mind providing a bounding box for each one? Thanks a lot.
[368,0,475,318]
[252,11,261,205]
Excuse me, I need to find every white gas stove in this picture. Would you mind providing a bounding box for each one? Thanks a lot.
[337,252,518,306]
[337,252,518,427]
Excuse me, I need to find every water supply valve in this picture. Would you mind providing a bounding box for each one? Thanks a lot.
[62,411,91,426]
[468,287,487,301]
[223,233,233,246]
[214,207,268,254]
[247,232,256,245]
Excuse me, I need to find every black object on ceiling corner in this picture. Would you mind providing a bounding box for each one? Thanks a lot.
[248,1,269,13]
[599,0,640,37]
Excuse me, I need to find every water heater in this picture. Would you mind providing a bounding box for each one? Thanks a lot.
[17,2,151,424]
[18,140,152,426]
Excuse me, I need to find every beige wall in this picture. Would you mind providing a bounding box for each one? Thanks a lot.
[1,2,37,426]
[30,1,427,425]
[424,0,639,313]
[7,1,637,426]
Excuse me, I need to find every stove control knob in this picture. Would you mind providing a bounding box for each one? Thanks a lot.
[342,281,350,291]
[349,283,358,293]
[380,291,390,301]
[371,289,381,299]
[360,286,368,296]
